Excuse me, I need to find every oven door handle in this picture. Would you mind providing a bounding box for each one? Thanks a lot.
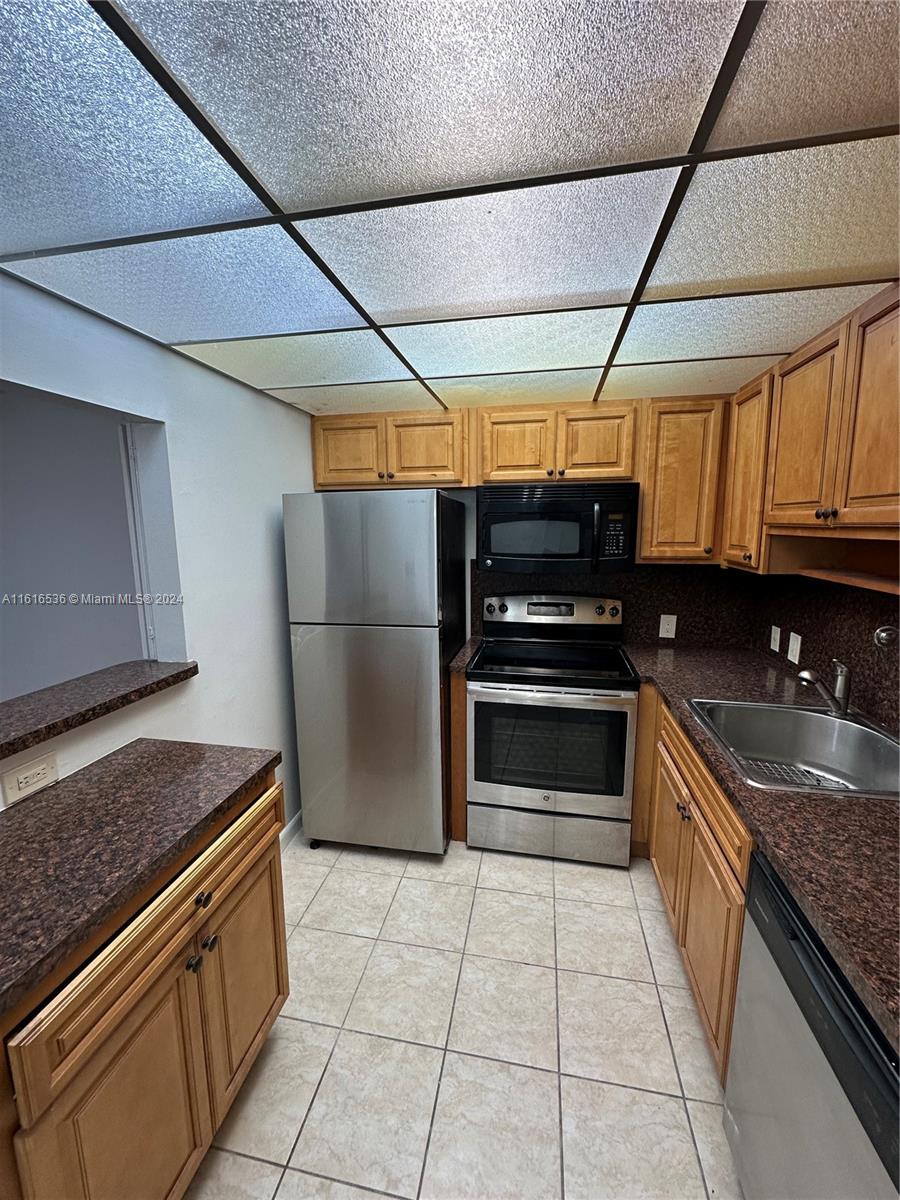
[591,501,601,570]
[466,683,637,710]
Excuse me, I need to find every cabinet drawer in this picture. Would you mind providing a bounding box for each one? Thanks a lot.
[8,783,283,1128]
[660,708,752,887]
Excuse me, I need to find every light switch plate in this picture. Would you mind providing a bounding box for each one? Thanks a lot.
[787,632,802,664]
[770,625,781,652]
[659,614,677,639]
[1,752,58,807]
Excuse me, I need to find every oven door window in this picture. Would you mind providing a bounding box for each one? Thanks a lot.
[483,513,590,561]
[473,700,627,796]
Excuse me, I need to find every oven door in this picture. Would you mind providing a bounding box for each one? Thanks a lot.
[479,507,597,573]
[467,683,637,819]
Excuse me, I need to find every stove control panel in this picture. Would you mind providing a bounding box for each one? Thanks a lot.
[483,595,623,625]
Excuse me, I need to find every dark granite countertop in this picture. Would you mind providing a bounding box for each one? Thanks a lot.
[450,637,481,674]
[0,737,280,1018]
[0,660,199,760]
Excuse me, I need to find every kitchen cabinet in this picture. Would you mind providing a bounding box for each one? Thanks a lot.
[554,403,637,480]
[6,781,288,1200]
[640,397,725,560]
[385,410,466,484]
[479,403,637,483]
[649,741,690,925]
[314,411,466,487]
[480,407,557,482]
[721,373,773,571]
[314,414,386,487]
[833,284,899,528]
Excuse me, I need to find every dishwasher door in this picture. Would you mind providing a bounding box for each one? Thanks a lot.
[725,855,898,1200]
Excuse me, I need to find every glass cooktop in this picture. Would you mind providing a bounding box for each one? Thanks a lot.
[466,639,640,691]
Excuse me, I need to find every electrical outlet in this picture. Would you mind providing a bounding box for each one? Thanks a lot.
[659,614,677,639]
[1,752,58,807]
[787,632,802,664]
[770,625,781,652]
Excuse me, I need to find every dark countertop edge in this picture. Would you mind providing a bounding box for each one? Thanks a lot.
[0,660,199,760]
[0,742,281,1019]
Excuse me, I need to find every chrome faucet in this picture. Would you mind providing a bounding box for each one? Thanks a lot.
[798,660,851,716]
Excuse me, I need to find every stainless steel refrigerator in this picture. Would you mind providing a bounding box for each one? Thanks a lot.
[284,489,466,854]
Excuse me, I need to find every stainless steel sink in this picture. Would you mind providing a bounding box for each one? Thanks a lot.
[689,700,900,798]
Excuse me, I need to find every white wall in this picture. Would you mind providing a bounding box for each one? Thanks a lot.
[0,273,312,822]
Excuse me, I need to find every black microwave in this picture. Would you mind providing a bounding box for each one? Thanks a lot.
[476,483,639,574]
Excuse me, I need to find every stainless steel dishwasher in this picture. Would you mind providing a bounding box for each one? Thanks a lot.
[725,853,898,1200]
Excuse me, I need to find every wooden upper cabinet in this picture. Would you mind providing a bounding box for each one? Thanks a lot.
[764,322,848,527]
[314,415,386,487]
[556,403,637,480]
[640,397,724,560]
[833,285,899,528]
[385,411,465,484]
[721,373,773,570]
[480,408,557,482]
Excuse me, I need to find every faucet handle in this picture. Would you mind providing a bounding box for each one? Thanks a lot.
[832,660,850,678]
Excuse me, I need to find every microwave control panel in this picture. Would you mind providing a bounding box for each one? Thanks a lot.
[602,511,629,557]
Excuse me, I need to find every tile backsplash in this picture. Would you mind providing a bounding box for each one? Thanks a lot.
[471,563,899,732]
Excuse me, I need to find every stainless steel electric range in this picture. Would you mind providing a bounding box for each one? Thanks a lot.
[466,594,640,866]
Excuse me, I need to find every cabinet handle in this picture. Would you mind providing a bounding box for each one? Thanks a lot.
[546,469,554,476]
[703,546,713,555]
[814,508,824,519]
[202,934,219,951]
[829,507,839,520]
[387,472,395,480]
[194,890,213,909]
[377,471,385,479]
[742,552,752,562]
[558,468,566,477]
[186,955,203,973]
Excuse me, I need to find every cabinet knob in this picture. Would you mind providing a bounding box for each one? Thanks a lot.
[742,552,752,562]
[703,546,713,555]
[558,468,565,477]
[377,471,385,479]
[829,507,839,520]
[387,472,395,480]
[186,955,203,973]
[546,469,554,476]
[195,890,213,909]
[202,934,219,951]
[814,508,824,519]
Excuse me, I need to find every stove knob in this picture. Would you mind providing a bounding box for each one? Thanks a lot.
[498,602,508,614]
[594,605,606,616]
[486,603,496,615]
[608,605,620,618]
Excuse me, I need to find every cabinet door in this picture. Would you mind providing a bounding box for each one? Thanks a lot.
[199,844,289,1125]
[833,286,899,528]
[385,411,465,484]
[14,937,212,1200]
[764,323,848,526]
[679,803,744,1077]
[556,403,637,480]
[314,416,386,487]
[480,409,557,482]
[649,742,690,929]
[721,374,772,569]
[640,398,724,559]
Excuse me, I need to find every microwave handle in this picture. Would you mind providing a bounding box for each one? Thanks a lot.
[591,501,601,570]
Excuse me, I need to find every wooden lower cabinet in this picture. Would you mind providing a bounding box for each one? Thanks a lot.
[649,742,689,923]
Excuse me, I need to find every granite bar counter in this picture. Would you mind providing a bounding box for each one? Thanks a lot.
[0,737,280,1018]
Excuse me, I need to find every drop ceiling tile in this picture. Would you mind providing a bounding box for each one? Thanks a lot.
[601,357,784,400]
[429,369,600,408]
[619,285,887,364]
[6,227,363,343]
[267,381,439,415]
[389,308,624,377]
[0,0,266,255]
[121,0,741,209]
[299,171,679,324]
[178,330,410,389]
[709,0,900,150]
[646,138,900,300]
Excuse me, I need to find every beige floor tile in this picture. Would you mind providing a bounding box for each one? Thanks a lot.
[640,909,691,987]
[299,868,399,938]
[420,1052,561,1200]
[477,850,555,897]
[687,1100,743,1200]
[555,899,654,981]
[185,1149,281,1200]
[405,840,482,886]
[466,889,555,967]
[284,839,343,866]
[558,971,679,1094]
[448,955,558,1070]
[291,1030,442,1199]
[380,878,474,951]
[345,941,461,1046]
[215,1019,336,1164]
[335,845,410,876]
[276,1170,378,1199]
[282,926,373,1026]
[628,856,666,911]
[281,860,331,925]
[660,985,724,1102]
[554,860,635,907]
[562,1075,706,1200]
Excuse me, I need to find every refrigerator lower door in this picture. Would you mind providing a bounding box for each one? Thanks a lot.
[291,623,445,853]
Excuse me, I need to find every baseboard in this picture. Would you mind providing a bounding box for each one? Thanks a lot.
[280,810,302,849]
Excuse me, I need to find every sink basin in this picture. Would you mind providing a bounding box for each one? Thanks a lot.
[689,700,900,798]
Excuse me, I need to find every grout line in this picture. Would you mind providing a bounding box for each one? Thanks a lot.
[280,1165,407,1199]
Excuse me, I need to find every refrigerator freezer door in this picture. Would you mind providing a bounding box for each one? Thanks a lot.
[284,490,439,627]
[291,623,445,853]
